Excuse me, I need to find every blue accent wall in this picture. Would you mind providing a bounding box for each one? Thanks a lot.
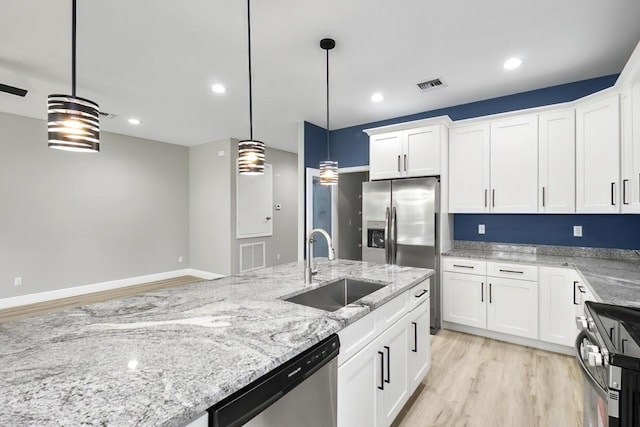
[329,74,619,168]
[304,121,328,168]
[455,214,640,250]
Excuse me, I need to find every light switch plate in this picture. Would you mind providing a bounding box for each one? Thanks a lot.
[478,224,486,235]
[573,225,583,237]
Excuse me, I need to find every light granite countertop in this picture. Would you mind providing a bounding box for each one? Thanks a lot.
[443,245,640,307]
[0,259,433,427]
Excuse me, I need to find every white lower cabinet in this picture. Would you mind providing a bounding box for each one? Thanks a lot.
[442,271,486,328]
[539,266,580,347]
[337,281,431,427]
[407,300,430,392]
[486,277,538,339]
[443,258,539,340]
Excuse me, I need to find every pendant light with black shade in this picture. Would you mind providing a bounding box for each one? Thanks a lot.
[319,38,338,186]
[238,0,265,175]
[47,0,100,152]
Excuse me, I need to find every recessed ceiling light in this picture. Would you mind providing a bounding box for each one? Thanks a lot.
[128,118,141,125]
[211,83,226,94]
[371,93,384,102]
[503,58,523,70]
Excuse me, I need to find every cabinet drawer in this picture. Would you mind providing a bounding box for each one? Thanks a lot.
[408,279,430,311]
[374,291,408,333]
[443,257,486,275]
[487,262,538,281]
[337,314,377,366]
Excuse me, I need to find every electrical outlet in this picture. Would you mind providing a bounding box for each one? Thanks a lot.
[14,277,22,286]
[178,256,183,263]
[276,253,281,260]
[478,224,486,235]
[217,150,225,157]
[573,226,583,237]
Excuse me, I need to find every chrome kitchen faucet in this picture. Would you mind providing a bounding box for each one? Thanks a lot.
[305,228,336,284]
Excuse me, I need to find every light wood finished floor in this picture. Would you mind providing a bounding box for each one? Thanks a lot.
[0,275,202,323]
[393,329,583,427]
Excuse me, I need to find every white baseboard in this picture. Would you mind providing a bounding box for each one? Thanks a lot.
[443,321,574,356]
[0,269,225,310]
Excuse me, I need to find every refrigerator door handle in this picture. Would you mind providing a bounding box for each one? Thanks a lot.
[384,207,391,264]
[391,207,397,264]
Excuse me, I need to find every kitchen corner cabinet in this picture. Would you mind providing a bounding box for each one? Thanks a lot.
[576,94,621,213]
[448,123,491,212]
[489,115,539,213]
[538,110,576,213]
[621,85,640,212]
[538,266,580,347]
[369,126,442,180]
[337,280,430,427]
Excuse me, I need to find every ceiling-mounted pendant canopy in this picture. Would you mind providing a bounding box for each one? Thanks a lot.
[319,38,337,186]
[238,0,265,175]
[47,0,100,152]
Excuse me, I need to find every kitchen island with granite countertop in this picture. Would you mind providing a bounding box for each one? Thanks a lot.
[0,259,433,426]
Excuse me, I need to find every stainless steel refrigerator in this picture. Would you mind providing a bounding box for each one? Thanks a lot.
[362,177,440,334]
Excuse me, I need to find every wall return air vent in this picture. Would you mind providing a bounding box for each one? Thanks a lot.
[416,78,446,91]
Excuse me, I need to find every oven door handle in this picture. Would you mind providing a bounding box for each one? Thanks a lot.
[574,330,608,398]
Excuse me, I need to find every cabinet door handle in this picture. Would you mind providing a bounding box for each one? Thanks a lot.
[397,155,401,172]
[578,285,585,294]
[622,339,628,353]
[384,346,391,384]
[542,186,546,207]
[489,283,492,304]
[377,351,384,390]
[499,269,524,274]
[573,281,579,305]
[414,289,428,298]
[484,189,488,208]
[609,327,615,341]
[623,179,629,205]
[453,264,474,269]
[492,189,495,208]
[403,154,407,172]
[412,322,418,353]
[611,182,616,206]
[481,282,484,302]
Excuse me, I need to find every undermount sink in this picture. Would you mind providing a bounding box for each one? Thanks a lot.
[284,278,386,312]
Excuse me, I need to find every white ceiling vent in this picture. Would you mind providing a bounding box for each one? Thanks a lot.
[417,78,446,92]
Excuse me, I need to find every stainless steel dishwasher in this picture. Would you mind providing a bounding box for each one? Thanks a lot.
[208,334,339,427]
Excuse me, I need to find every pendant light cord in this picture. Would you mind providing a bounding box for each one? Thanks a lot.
[326,46,330,159]
[247,0,253,141]
[72,0,77,97]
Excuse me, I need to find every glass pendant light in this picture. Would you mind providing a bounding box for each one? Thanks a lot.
[319,38,338,186]
[48,0,100,152]
[238,0,265,175]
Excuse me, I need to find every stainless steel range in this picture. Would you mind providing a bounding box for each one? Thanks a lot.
[576,301,640,426]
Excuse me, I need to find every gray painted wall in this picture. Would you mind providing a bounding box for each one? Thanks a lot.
[189,138,233,275]
[230,146,298,274]
[0,112,189,298]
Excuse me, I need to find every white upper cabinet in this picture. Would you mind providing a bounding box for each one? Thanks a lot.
[448,123,491,213]
[490,115,539,213]
[369,131,404,180]
[369,124,444,180]
[576,94,621,213]
[622,85,640,212]
[538,110,576,213]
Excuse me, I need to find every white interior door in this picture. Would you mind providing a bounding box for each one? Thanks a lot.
[237,163,273,238]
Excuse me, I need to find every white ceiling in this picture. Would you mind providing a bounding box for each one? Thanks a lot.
[1,0,639,153]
